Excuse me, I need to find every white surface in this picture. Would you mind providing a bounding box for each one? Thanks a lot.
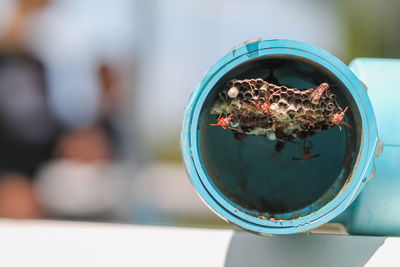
[0,220,398,266]
[0,220,233,267]
[365,238,399,267]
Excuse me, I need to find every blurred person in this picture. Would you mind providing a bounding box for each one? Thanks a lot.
[0,0,60,219]
[0,173,41,218]
[34,126,117,219]
[97,62,123,153]
[34,64,126,220]
[55,126,112,163]
[0,0,50,50]
[0,0,133,220]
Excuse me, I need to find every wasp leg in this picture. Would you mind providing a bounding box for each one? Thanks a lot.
[233,131,246,144]
[275,141,285,152]
[292,157,303,161]
[310,153,320,160]
[304,139,313,150]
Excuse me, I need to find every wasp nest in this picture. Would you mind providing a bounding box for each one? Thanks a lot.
[210,78,343,142]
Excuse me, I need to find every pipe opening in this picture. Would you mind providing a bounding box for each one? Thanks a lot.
[198,55,362,220]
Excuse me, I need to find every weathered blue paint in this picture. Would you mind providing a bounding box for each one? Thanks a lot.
[181,39,378,235]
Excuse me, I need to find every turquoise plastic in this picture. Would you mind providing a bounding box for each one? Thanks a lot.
[340,58,400,235]
[181,39,378,235]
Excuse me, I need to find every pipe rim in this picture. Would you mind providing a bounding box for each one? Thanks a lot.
[181,39,378,234]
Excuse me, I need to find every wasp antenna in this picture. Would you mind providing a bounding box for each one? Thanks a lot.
[342,121,352,129]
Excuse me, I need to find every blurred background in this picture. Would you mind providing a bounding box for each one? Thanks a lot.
[0,0,398,228]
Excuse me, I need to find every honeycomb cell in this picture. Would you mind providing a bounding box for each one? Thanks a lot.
[278,102,288,109]
[287,96,295,104]
[303,100,312,109]
[244,92,252,99]
[280,86,288,92]
[271,95,280,103]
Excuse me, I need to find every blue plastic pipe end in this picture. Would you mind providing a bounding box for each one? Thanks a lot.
[181,39,378,235]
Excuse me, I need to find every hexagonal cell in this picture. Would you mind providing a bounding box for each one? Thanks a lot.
[271,95,280,103]
[280,92,288,98]
[327,103,335,111]
[233,81,241,87]
[272,86,280,93]
[278,101,288,109]
[294,91,302,98]
[268,84,276,90]
[297,107,304,113]
[244,92,253,99]
[287,96,295,104]
[302,100,312,109]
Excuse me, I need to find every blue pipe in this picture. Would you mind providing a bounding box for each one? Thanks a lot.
[341,58,400,235]
[181,39,378,235]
